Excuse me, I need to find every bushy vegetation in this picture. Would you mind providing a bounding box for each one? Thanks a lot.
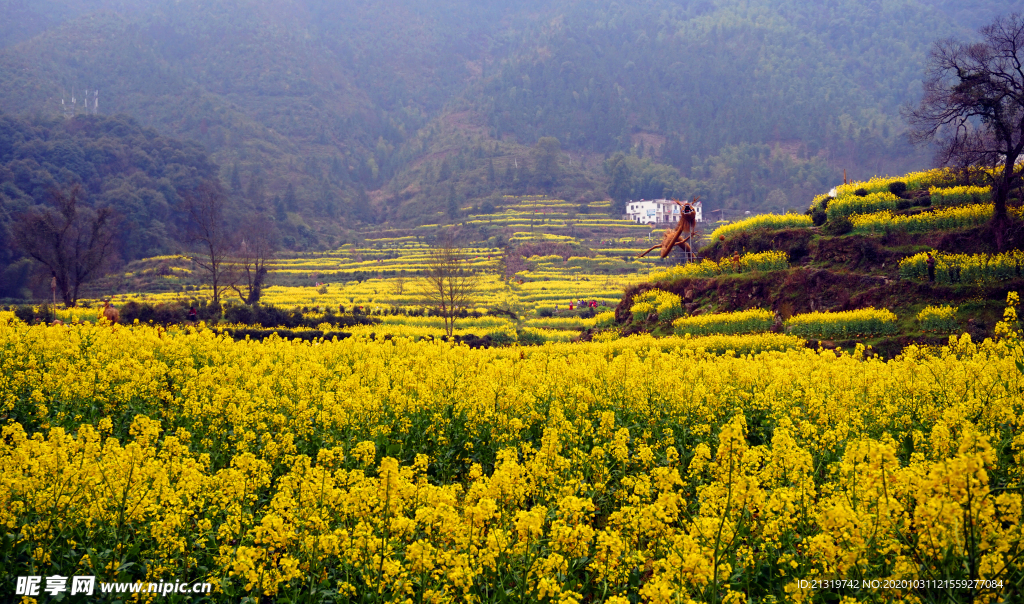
[823,170,956,204]
[826,191,900,220]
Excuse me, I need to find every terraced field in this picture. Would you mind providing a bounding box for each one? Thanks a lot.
[84,196,702,342]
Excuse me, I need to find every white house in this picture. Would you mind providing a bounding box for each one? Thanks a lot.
[625,199,702,225]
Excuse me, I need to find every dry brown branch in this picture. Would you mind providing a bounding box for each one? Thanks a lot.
[637,198,700,260]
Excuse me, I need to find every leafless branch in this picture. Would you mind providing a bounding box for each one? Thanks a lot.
[903,13,1024,245]
[14,184,119,306]
[421,237,479,338]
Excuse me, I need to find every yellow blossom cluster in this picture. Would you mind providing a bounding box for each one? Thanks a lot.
[785,307,898,339]
[630,289,684,321]
[707,214,812,241]
[0,315,1021,602]
[917,305,959,333]
[648,251,789,283]
[672,308,774,336]
[929,185,992,208]
[809,169,956,210]
[851,204,1023,234]
[826,191,900,221]
[899,250,1024,285]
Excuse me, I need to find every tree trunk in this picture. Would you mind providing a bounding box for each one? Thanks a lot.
[992,154,1018,251]
[995,155,1013,220]
[58,275,72,307]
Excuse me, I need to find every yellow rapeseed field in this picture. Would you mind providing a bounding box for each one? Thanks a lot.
[0,300,1022,602]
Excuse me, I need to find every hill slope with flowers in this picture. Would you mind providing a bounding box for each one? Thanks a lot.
[611,169,1024,354]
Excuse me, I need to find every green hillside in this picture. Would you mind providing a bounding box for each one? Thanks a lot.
[0,112,220,297]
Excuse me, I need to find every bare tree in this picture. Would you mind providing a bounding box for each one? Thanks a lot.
[231,215,275,305]
[14,185,118,307]
[905,13,1024,247]
[393,269,407,295]
[421,237,478,337]
[183,181,235,307]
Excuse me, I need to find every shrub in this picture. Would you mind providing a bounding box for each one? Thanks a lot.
[594,311,617,327]
[888,181,908,196]
[824,215,853,236]
[516,329,545,346]
[650,251,790,282]
[121,300,193,325]
[592,331,619,342]
[672,332,806,354]
[518,327,575,343]
[851,204,1019,234]
[808,193,831,212]
[822,169,955,203]
[218,328,354,342]
[854,188,869,196]
[810,205,827,226]
[487,329,517,346]
[13,305,36,324]
[899,250,1024,285]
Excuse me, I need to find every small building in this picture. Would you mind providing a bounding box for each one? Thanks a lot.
[625,199,702,225]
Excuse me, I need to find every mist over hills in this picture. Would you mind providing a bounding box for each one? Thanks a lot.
[1,0,1022,245]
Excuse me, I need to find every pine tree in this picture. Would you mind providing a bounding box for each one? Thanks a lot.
[273,196,287,222]
[230,162,242,194]
[533,137,561,191]
[446,183,459,219]
[284,182,298,211]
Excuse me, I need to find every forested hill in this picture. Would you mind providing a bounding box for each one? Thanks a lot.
[0,113,218,296]
[1,0,1022,235]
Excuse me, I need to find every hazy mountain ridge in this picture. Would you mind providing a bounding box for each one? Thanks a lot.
[2,0,1024,238]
